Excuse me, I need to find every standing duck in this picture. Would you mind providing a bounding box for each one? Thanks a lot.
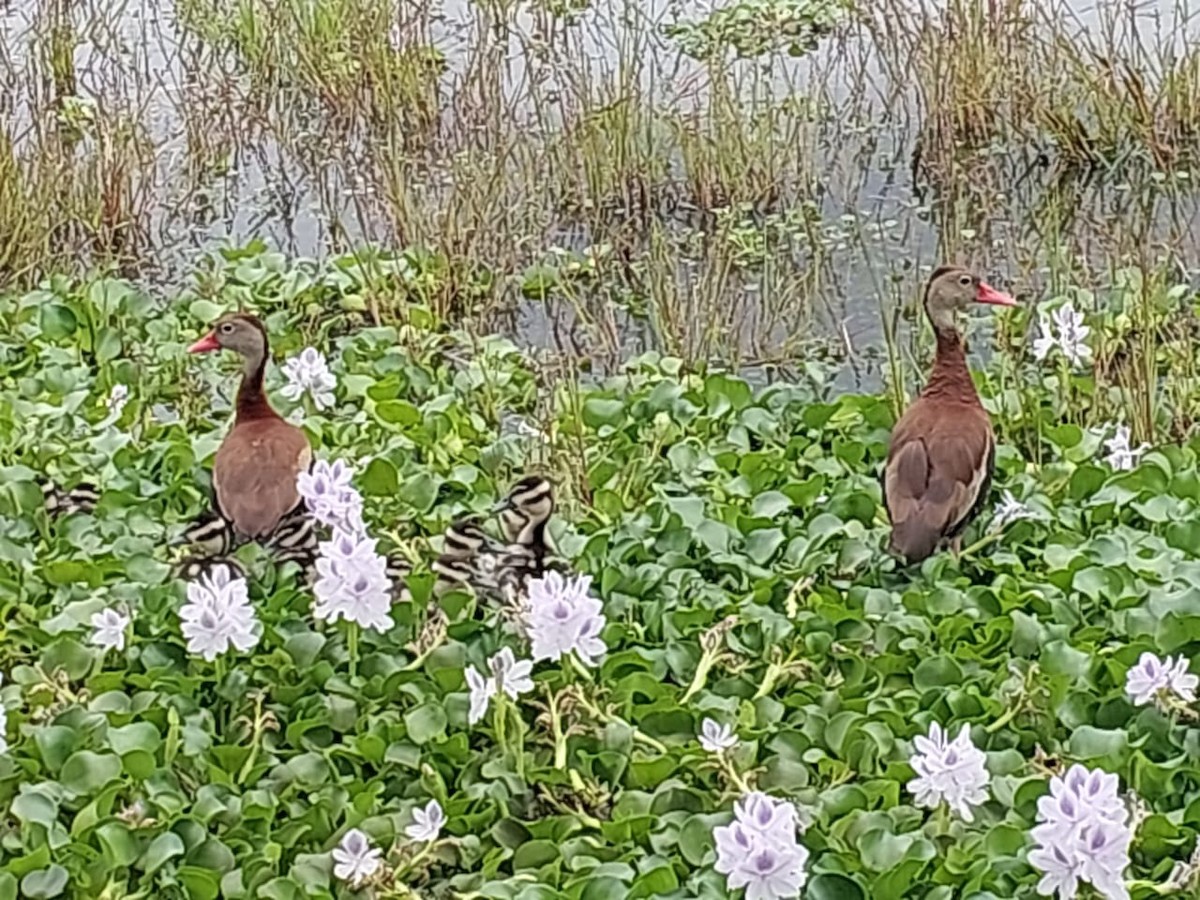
[883,266,1017,564]
[187,313,315,566]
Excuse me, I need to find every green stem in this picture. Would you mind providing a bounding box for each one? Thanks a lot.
[575,692,668,755]
[681,652,715,705]
[753,661,784,701]
[567,652,594,682]
[549,689,568,770]
[394,842,434,879]
[959,531,1002,560]
[985,702,1021,734]
[347,622,360,681]
[494,691,509,760]
[213,655,228,736]
[512,701,526,781]
[721,753,751,792]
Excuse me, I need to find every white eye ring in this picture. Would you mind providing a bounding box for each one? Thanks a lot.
[959,275,972,286]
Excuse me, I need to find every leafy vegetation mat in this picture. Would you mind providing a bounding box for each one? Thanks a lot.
[1,249,1197,899]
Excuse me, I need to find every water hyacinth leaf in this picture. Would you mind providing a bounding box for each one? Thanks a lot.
[361,457,399,495]
[404,704,448,744]
[11,792,59,830]
[1067,726,1129,762]
[59,751,122,796]
[806,874,867,900]
[19,866,68,900]
[582,398,625,428]
[912,656,963,691]
[138,832,185,874]
[107,722,162,756]
[96,822,141,867]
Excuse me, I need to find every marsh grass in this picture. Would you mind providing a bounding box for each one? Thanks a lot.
[4,0,1200,423]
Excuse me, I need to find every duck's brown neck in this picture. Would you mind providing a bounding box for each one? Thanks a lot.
[235,346,278,422]
[922,325,982,406]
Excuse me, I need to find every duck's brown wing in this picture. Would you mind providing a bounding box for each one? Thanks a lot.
[213,419,312,539]
[883,402,993,563]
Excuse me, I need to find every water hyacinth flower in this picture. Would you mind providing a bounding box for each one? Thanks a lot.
[699,718,738,754]
[465,648,534,726]
[488,647,534,700]
[1102,424,1149,471]
[713,791,808,900]
[106,383,130,417]
[405,799,445,843]
[1029,764,1132,900]
[90,608,131,652]
[992,489,1033,531]
[525,571,607,667]
[297,458,365,535]
[331,828,383,888]
[1125,651,1198,708]
[465,664,495,726]
[312,528,394,632]
[281,346,337,410]
[906,722,990,823]
[179,568,260,661]
[1032,301,1092,368]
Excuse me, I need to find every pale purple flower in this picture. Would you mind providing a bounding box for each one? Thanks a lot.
[733,792,802,847]
[1126,651,1197,708]
[281,347,337,410]
[297,459,364,534]
[312,528,393,632]
[331,828,382,887]
[465,665,495,726]
[713,791,808,900]
[726,845,808,900]
[106,384,130,417]
[90,608,130,652]
[405,800,445,843]
[1103,424,1149,471]
[1029,840,1084,900]
[179,568,259,661]
[1033,301,1091,368]
[699,718,737,754]
[906,722,990,822]
[1030,764,1132,900]
[992,490,1033,530]
[525,571,607,667]
[488,647,534,700]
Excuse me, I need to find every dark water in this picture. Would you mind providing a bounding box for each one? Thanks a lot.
[5,0,1200,387]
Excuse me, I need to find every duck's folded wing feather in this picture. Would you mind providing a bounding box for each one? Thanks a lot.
[214,425,311,538]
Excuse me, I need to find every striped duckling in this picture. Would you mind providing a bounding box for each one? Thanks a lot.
[41,479,100,519]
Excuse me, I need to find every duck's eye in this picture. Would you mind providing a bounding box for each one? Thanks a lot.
[959,275,972,286]
[219,322,235,334]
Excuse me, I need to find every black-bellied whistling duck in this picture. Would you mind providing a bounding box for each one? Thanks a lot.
[432,517,498,595]
[493,476,555,572]
[41,479,100,518]
[187,313,315,564]
[883,266,1017,564]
